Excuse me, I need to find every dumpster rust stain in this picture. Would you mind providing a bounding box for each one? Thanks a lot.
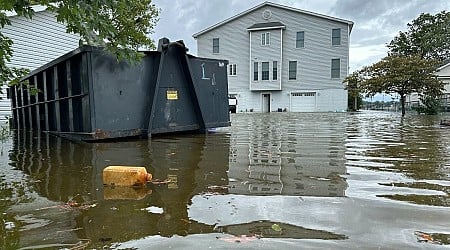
[2,112,450,249]
[93,128,143,140]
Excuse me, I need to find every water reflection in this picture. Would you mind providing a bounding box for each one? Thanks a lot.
[6,111,449,248]
[228,113,348,197]
[9,132,230,247]
[6,120,347,248]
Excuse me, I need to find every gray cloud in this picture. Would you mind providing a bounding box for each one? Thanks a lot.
[151,0,450,71]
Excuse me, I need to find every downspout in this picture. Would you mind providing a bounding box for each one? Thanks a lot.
[249,31,252,91]
[280,28,283,90]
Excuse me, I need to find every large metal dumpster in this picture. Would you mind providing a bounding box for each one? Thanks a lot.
[9,38,230,141]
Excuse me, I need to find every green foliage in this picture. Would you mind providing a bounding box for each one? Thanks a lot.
[388,11,450,63]
[0,0,160,87]
[48,0,160,62]
[347,94,362,112]
[413,96,441,115]
[343,71,364,111]
[356,55,444,116]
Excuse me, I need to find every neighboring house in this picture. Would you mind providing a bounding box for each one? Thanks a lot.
[193,1,353,112]
[406,62,450,110]
[0,5,80,121]
[436,63,450,111]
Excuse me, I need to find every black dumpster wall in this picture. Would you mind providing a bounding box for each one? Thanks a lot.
[10,38,230,141]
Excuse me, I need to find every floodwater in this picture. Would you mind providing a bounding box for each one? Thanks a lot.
[1,111,450,249]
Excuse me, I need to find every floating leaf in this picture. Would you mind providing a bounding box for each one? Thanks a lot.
[271,223,282,232]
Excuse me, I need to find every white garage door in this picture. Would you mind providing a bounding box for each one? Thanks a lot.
[291,92,316,112]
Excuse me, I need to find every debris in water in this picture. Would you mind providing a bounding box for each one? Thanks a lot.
[141,206,164,214]
[37,201,97,211]
[149,179,172,185]
[217,234,261,243]
[414,231,450,245]
[4,221,15,230]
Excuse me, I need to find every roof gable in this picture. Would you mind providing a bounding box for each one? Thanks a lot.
[193,1,353,38]
[437,62,450,71]
[437,62,450,77]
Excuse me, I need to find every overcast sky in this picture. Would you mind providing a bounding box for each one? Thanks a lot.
[151,0,449,73]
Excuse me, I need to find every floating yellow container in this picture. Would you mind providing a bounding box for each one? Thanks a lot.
[103,166,152,186]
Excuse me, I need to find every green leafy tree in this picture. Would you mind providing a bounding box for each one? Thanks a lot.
[343,71,363,111]
[387,11,450,63]
[358,55,444,117]
[0,0,159,86]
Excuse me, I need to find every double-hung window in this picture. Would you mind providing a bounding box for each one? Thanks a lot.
[229,64,237,76]
[272,61,278,80]
[261,32,270,46]
[296,31,305,48]
[253,62,258,81]
[331,59,340,78]
[213,38,219,53]
[332,28,341,46]
[289,61,297,80]
[262,62,269,80]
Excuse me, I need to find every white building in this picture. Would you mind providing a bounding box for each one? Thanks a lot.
[193,2,353,113]
[437,63,450,110]
[0,6,79,120]
[406,62,450,110]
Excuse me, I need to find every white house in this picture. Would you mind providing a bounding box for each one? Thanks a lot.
[0,6,79,120]
[405,62,450,110]
[437,63,450,111]
[193,2,353,113]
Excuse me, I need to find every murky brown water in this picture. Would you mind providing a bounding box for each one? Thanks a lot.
[1,111,450,249]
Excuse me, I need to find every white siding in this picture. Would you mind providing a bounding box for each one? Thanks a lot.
[0,10,80,120]
[437,64,450,96]
[196,17,250,95]
[195,4,351,113]
[3,10,80,70]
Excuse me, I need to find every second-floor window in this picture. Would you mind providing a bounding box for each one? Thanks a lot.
[289,61,297,80]
[229,64,237,76]
[296,31,305,48]
[213,38,219,53]
[331,58,340,78]
[253,62,258,81]
[273,61,278,80]
[262,62,269,80]
[261,32,270,46]
[332,28,341,46]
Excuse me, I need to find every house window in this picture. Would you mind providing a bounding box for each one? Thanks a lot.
[332,28,341,46]
[262,62,269,80]
[261,32,270,46]
[296,31,304,48]
[289,61,297,80]
[253,62,258,81]
[273,61,277,80]
[213,38,219,53]
[331,58,340,78]
[229,64,237,76]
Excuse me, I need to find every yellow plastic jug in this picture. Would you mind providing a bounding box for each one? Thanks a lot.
[103,166,152,186]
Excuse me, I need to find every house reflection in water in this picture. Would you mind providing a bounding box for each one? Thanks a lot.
[227,114,348,197]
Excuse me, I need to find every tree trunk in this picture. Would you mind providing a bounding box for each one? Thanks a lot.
[400,94,406,117]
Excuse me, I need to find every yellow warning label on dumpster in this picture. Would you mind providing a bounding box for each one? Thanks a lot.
[167,90,178,100]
